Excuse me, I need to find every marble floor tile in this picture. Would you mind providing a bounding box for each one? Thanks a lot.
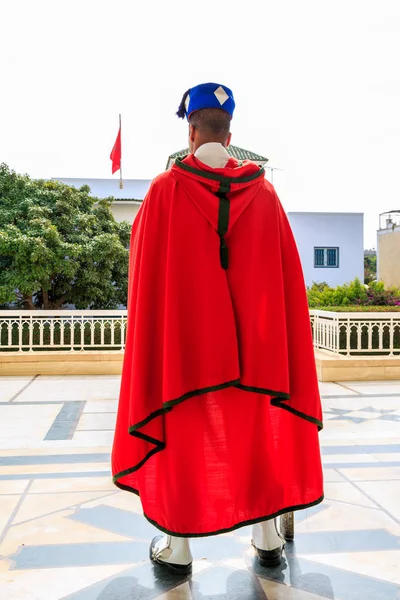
[340,380,400,387]
[257,554,400,600]
[29,476,114,494]
[342,383,400,395]
[0,376,33,402]
[83,490,143,514]
[82,400,118,413]
[12,491,115,525]
[0,480,30,494]
[0,446,111,457]
[0,511,131,555]
[0,462,110,476]
[319,382,359,397]
[157,582,192,599]
[320,439,360,447]
[370,453,400,463]
[0,579,43,600]
[72,430,114,445]
[321,397,367,411]
[258,578,335,600]
[16,375,120,403]
[355,481,400,520]
[0,405,61,449]
[293,500,400,535]
[303,550,400,585]
[322,396,400,411]
[77,413,116,431]
[338,467,400,481]
[322,454,378,464]
[0,440,101,451]
[0,564,133,600]
[37,439,110,450]
[190,564,261,599]
[30,375,121,381]
[323,482,377,509]
[323,469,348,483]
[321,424,400,442]
[0,452,109,467]
[0,495,23,533]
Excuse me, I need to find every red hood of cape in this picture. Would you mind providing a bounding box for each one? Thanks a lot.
[171,154,265,232]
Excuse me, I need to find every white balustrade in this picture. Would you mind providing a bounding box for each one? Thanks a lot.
[311,310,400,356]
[1,309,399,355]
[0,310,127,352]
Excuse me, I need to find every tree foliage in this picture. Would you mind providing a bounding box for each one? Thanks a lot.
[0,164,130,309]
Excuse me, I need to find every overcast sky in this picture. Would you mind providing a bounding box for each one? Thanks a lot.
[2,0,400,248]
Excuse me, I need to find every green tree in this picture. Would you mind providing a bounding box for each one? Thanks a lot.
[0,164,130,309]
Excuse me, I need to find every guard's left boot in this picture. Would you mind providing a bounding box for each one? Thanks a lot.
[150,535,193,575]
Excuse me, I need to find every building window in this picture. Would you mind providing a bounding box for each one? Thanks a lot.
[314,247,339,268]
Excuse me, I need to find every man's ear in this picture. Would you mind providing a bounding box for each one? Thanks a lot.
[226,132,232,148]
[189,124,196,143]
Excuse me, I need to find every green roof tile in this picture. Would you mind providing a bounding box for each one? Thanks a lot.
[167,145,268,166]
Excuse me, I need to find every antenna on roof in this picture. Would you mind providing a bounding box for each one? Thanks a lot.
[265,166,284,185]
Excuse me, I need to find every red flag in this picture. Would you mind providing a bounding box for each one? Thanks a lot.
[110,123,121,175]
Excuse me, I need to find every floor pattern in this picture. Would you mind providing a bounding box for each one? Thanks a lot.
[0,375,399,599]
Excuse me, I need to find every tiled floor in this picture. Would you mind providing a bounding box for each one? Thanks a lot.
[0,375,399,599]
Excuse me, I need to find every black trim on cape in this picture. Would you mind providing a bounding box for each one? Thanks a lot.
[113,379,324,534]
[174,157,266,184]
[114,477,325,538]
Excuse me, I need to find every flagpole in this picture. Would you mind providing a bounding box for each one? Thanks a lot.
[119,114,123,189]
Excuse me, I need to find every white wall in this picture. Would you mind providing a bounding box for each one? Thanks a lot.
[110,202,141,224]
[288,212,364,287]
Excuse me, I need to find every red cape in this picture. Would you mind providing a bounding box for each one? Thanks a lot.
[112,154,323,536]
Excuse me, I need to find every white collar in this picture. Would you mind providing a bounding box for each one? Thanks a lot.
[194,142,230,169]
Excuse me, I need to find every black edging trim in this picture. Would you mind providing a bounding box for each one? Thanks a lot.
[234,385,322,430]
[113,379,241,483]
[114,477,325,538]
[129,379,240,434]
[174,158,265,184]
[270,399,323,431]
[113,381,324,529]
[235,383,290,400]
[142,494,325,538]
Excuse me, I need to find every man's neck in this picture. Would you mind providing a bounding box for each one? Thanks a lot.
[194,142,230,169]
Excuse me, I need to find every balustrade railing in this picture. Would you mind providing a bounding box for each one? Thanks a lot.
[1,310,399,355]
[0,310,127,352]
[311,310,400,356]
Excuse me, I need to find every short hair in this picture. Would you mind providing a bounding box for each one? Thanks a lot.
[189,108,231,140]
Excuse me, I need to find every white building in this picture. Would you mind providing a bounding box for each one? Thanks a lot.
[53,177,150,223]
[288,212,364,287]
[55,149,364,289]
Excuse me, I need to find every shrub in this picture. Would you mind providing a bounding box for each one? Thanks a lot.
[307,278,400,308]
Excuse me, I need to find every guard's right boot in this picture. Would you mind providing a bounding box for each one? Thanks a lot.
[252,518,285,567]
[150,535,193,575]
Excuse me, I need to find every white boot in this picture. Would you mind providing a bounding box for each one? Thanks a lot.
[150,535,193,573]
[252,518,284,551]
